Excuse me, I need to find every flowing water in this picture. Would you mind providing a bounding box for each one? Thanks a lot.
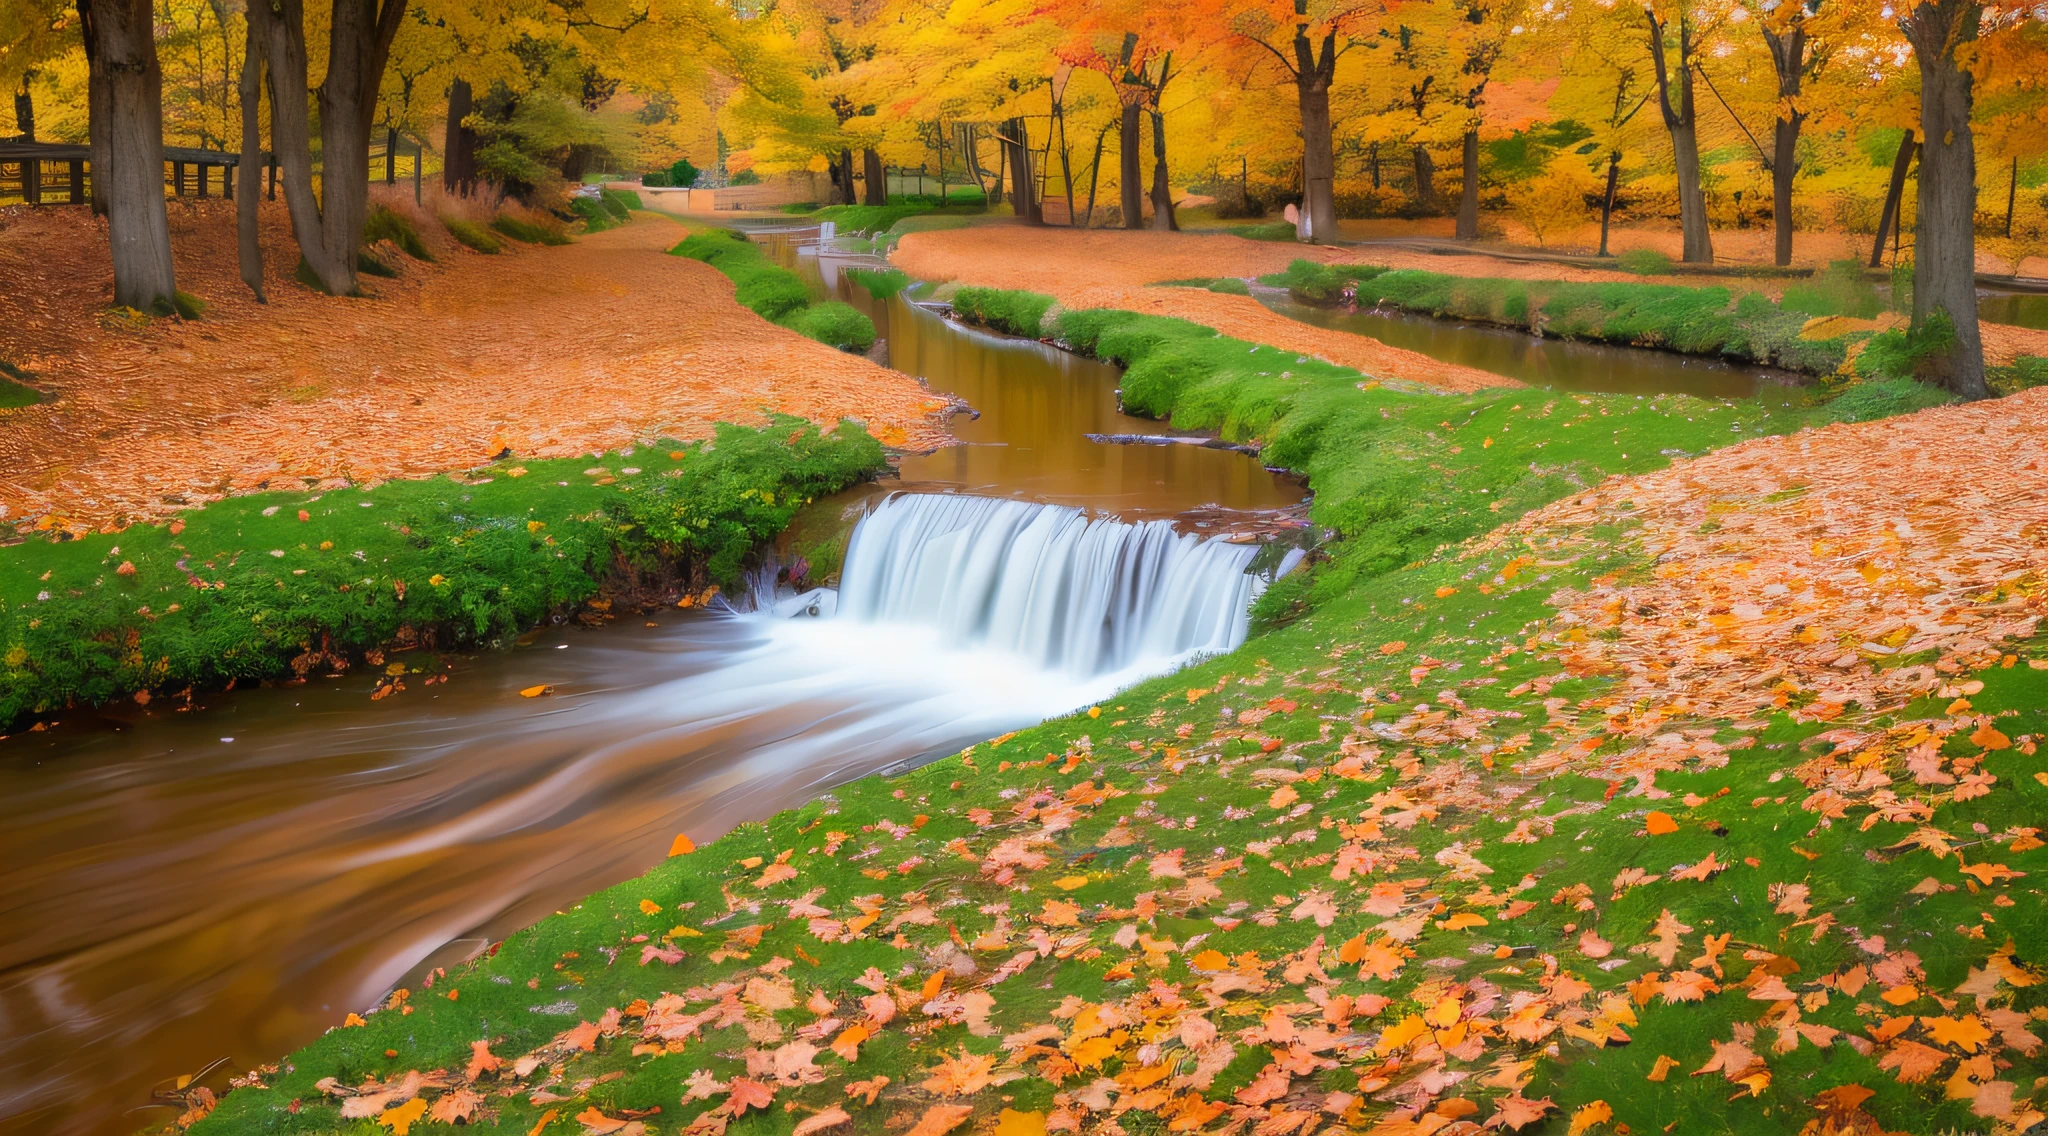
[1251,289,1809,403]
[0,231,1302,1136]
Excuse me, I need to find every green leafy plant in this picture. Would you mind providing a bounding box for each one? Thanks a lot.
[782,301,877,352]
[670,230,877,349]
[363,206,434,260]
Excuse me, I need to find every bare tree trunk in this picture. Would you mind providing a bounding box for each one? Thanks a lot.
[1005,118,1040,225]
[862,147,886,205]
[237,19,266,302]
[1082,121,1109,228]
[1119,100,1143,228]
[1056,100,1075,226]
[1870,130,1915,268]
[1647,9,1714,263]
[1763,25,1807,267]
[1295,30,1339,243]
[1147,107,1176,231]
[1411,145,1436,209]
[1901,0,1987,398]
[443,77,477,193]
[77,0,110,215]
[81,0,178,311]
[1455,129,1480,239]
[1598,151,1621,256]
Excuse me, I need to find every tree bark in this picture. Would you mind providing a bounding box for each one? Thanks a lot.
[1005,117,1040,225]
[81,0,178,311]
[1119,100,1143,228]
[1763,25,1807,267]
[1647,9,1714,263]
[1901,0,1987,398]
[1411,145,1436,209]
[1295,30,1339,243]
[1598,151,1621,256]
[1147,107,1176,231]
[1869,130,1915,268]
[862,147,886,205]
[1455,129,1480,239]
[76,0,110,215]
[443,78,477,193]
[237,19,266,302]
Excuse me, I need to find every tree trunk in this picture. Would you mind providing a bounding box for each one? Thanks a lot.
[2005,155,2018,238]
[1147,107,1175,231]
[1119,100,1143,228]
[1082,122,1108,228]
[1005,118,1040,225]
[237,19,266,302]
[1764,25,1807,267]
[862,147,886,205]
[1455,129,1480,239]
[1411,145,1435,209]
[1647,10,1714,263]
[82,0,178,311]
[1295,31,1339,243]
[1901,0,1987,398]
[1869,130,1915,268]
[443,78,477,193]
[76,0,110,216]
[1598,151,1621,256]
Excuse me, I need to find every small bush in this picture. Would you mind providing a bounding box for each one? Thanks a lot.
[363,206,434,261]
[846,267,911,299]
[443,218,501,254]
[1617,248,1674,275]
[783,301,877,352]
[570,197,619,233]
[951,287,1056,338]
[601,188,641,215]
[491,214,572,246]
[1989,354,2048,396]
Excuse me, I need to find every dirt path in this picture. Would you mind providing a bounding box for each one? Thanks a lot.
[891,225,1518,393]
[0,202,948,532]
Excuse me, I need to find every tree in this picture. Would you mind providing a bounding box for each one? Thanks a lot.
[1643,0,1714,263]
[1224,0,1384,244]
[1445,0,1525,239]
[1756,0,1818,266]
[1898,0,1985,397]
[78,0,179,310]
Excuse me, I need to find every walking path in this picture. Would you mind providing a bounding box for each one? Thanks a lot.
[0,203,949,532]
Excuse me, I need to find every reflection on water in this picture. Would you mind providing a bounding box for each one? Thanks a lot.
[0,611,1153,1136]
[1979,291,2048,331]
[1253,290,1807,404]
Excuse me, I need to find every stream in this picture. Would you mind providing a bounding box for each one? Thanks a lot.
[0,230,1303,1136]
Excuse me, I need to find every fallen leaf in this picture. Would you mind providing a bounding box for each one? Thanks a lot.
[905,1104,975,1136]
[1646,1055,1680,1082]
[520,684,553,698]
[1644,811,1679,835]
[430,1090,483,1125]
[793,1107,851,1136]
[1567,1100,1613,1136]
[377,1098,428,1136]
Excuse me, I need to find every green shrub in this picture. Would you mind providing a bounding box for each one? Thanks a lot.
[641,169,671,187]
[0,360,39,409]
[570,197,619,233]
[1234,221,1297,241]
[1780,260,1881,318]
[951,287,1055,338]
[362,206,434,261]
[355,250,400,278]
[1853,310,1958,382]
[846,266,911,299]
[608,416,884,586]
[491,214,572,246]
[442,218,501,254]
[1617,248,1674,275]
[151,290,208,319]
[601,188,641,215]
[1207,277,1252,295]
[782,301,877,352]
[1990,354,2048,396]
[1820,376,1954,422]
[0,417,886,727]
[1265,259,1391,304]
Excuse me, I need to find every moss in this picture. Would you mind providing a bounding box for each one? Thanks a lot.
[950,286,1055,338]
[442,218,501,254]
[1617,248,1675,275]
[782,300,877,352]
[150,290,207,320]
[363,206,434,261]
[355,250,401,278]
[0,417,885,730]
[0,360,41,408]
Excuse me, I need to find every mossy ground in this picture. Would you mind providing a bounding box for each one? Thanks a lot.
[183,287,2043,1136]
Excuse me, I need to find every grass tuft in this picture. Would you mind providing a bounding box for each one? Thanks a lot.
[363,206,434,261]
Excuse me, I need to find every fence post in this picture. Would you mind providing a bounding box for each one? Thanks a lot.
[386,127,397,184]
[225,160,234,201]
[413,140,422,206]
[69,159,84,204]
[197,163,208,197]
[172,161,185,196]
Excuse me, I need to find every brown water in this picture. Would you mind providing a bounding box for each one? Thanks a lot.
[0,230,1300,1136]
[1252,288,1809,404]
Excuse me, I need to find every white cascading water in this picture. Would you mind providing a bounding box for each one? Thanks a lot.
[833,493,1265,677]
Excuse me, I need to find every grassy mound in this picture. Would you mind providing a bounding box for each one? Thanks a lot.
[671,229,878,352]
[492,214,573,246]
[0,417,884,728]
[187,289,2040,1136]
[1260,260,1860,375]
[0,360,41,408]
[443,218,502,254]
[364,206,434,261]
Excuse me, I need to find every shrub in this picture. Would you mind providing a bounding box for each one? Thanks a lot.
[667,158,699,189]
[601,188,641,215]
[1508,159,1596,247]
[846,267,911,299]
[609,416,884,586]
[1989,354,2048,396]
[1617,248,1674,275]
[951,287,1055,337]
[782,301,877,352]
[363,206,434,260]
[1264,259,1390,304]
[491,213,572,246]
[570,197,618,233]
[443,218,501,254]
[1234,221,1299,241]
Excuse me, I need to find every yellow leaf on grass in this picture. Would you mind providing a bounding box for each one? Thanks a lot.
[1881,985,1920,1006]
[1436,912,1488,931]
[1069,1035,1119,1068]
[1922,1015,1993,1052]
[377,1098,428,1136]
[994,1109,1048,1136]
[1376,1014,1429,1055]
[1568,1101,1614,1136]
[1645,811,1680,836]
[1053,876,1089,891]
[527,1109,560,1136]
[520,684,552,698]
[1646,1055,1680,1082]
[1970,722,2010,750]
[1379,641,1407,655]
[1190,949,1229,971]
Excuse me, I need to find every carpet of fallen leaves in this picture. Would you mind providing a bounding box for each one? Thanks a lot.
[187,385,2047,1136]
[890,226,1515,394]
[0,201,948,533]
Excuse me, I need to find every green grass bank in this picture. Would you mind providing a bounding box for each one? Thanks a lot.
[671,229,877,353]
[179,285,2046,1136]
[0,417,884,729]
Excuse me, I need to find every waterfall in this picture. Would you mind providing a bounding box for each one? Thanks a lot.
[832,493,1268,677]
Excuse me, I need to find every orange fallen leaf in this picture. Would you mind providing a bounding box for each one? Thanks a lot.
[1436,912,1487,931]
[520,684,553,698]
[994,1109,1048,1136]
[377,1097,428,1135]
[1922,1015,1992,1052]
[1970,722,2010,750]
[668,834,695,856]
[575,1106,629,1134]
[1647,1055,1680,1082]
[1881,984,1920,1006]
[906,1105,975,1136]
[1644,811,1679,835]
[844,1076,890,1105]
[639,899,662,915]
[528,1109,560,1136]
[1567,1100,1613,1136]
[793,1108,851,1136]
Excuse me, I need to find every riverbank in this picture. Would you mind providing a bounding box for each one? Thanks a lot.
[0,202,948,534]
[181,265,2048,1136]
